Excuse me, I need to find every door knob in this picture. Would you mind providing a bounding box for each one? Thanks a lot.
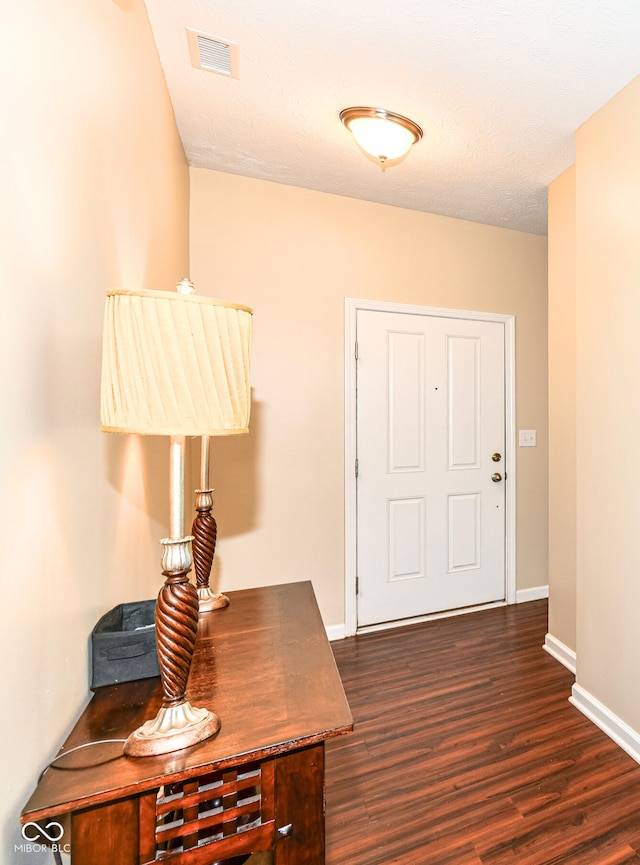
[491,473,502,483]
[492,453,502,462]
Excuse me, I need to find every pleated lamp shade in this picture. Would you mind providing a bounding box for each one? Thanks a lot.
[101,288,253,437]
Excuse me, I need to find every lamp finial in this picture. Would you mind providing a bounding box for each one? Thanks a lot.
[176,277,196,295]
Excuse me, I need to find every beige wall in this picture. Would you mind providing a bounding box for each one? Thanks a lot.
[1,0,189,852]
[573,74,640,728]
[547,166,577,654]
[189,169,549,628]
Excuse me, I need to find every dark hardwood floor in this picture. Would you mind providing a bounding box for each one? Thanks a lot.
[325,600,640,865]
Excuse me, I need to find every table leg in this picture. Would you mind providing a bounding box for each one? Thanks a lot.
[274,744,325,865]
[71,797,139,864]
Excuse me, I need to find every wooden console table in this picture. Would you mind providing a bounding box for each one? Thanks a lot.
[22,581,353,864]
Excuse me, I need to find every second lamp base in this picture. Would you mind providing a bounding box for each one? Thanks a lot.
[198,586,230,613]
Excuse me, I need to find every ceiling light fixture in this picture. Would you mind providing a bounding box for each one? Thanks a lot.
[340,106,423,170]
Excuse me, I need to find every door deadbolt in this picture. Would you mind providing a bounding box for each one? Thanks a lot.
[491,473,503,483]
[492,453,502,462]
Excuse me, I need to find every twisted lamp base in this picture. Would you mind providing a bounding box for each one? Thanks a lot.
[192,489,229,613]
[124,537,220,757]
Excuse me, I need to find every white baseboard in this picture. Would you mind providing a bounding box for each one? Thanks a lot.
[516,584,549,603]
[543,633,576,674]
[570,683,640,766]
[326,623,346,641]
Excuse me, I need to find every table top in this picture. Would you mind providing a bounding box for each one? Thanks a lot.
[23,581,353,822]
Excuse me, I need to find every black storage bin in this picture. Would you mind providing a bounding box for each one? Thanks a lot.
[90,600,160,690]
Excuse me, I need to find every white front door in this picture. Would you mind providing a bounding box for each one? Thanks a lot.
[356,309,506,627]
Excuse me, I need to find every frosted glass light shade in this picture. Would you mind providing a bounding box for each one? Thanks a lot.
[340,107,423,166]
[101,288,252,437]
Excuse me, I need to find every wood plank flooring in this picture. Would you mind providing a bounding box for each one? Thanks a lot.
[325,600,640,865]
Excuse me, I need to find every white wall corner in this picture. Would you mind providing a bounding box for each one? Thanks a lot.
[543,633,577,674]
[516,584,549,603]
[570,683,640,766]
[326,623,347,642]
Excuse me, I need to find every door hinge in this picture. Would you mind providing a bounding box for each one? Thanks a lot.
[356,576,359,594]
[355,340,359,360]
[355,458,359,478]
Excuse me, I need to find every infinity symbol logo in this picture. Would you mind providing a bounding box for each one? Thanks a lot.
[21,821,64,842]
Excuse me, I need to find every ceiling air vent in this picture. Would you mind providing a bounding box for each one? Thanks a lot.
[186,29,239,78]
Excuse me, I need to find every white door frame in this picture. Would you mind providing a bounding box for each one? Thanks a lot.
[344,297,517,636]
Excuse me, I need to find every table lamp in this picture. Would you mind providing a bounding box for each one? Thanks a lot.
[100,281,252,756]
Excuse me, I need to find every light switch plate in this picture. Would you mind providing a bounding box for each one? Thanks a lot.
[519,429,537,447]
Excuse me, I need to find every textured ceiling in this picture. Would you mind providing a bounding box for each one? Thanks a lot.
[143,0,640,235]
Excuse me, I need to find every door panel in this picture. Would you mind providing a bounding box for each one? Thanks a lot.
[356,309,506,627]
[448,335,480,468]
[388,496,425,580]
[388,330,425,472]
